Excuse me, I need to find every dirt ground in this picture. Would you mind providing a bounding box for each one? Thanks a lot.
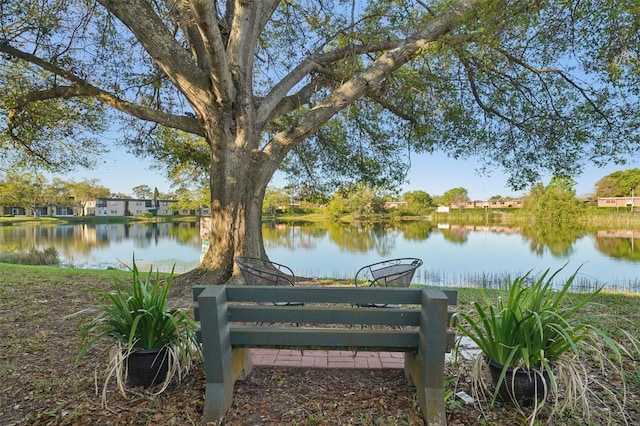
[1,270,639,425]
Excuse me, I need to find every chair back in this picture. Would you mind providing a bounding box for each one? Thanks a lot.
[355,258,423,288]
[235,256,296,287]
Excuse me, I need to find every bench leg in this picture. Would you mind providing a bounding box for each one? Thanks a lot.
[202,347,252,423]
[405,352,446,426]
[232,347,253,380]
[198,286,255,424]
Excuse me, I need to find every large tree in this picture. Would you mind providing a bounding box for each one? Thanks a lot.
[1,1,638,285]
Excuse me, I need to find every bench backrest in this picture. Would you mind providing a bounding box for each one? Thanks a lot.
[193,285,457,352]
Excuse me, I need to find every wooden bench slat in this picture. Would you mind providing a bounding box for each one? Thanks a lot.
[226,285,421,304]
[228,305,422,326]
[230,326,420,351]
[224,285,457,305]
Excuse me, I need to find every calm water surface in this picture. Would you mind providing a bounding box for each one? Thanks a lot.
[1,221,639,291]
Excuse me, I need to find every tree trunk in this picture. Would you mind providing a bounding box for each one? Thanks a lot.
[174,121,272,290]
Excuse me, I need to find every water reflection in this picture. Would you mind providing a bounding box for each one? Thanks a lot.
[0,222,201,271]
[1,221,639,290]
[520,223,586,257]
[263,221,640,291]
[595,230,640,261]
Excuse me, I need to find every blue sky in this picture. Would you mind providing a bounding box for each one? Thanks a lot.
[73,146,640,200]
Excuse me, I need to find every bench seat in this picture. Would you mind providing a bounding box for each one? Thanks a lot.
[193,284,457,425]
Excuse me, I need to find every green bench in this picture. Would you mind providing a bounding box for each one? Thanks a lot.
[192,285,457,425]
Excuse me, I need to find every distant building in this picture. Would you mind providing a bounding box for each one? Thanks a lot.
[86,198,178,216]
[84,197,210,216]
[445,198,524,209]
[597,197,640,209]
[384,201,408,209]
[0,197,207,217]
[0,205,75,217]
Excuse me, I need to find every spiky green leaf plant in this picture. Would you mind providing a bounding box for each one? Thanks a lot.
[74,257,200,397]
[456,265,632,422]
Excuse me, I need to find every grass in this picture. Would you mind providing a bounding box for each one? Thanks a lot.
[2,262,635,336]
[1,263,639,424]
[0,262,132,285]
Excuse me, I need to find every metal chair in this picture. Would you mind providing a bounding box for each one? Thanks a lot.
[234,256,304,306]
[353,257,423,308]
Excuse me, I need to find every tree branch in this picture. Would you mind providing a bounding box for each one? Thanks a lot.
[497,48,613,127]
[1,40,203,136]
[98,0,212,105]
[256,39,406,129]
[460,57,525,127]
[186,0,235,103]
[260,0,478,174]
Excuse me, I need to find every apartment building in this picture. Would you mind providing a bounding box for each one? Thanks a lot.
[597,197,640,209]
[449,199,524,209]
[83,197,210,217]
[85,198,177,216]
[1,197,183,217]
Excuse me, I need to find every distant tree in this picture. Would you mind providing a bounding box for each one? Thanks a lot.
[595,169,640,198]
[325,184,386,219]
[44,178,75,214]
[489,195,503,201]
[153,187,160,208]
[402,190,433,214]
[263,188,290,214]
[525,176,584,223]
[287,185,329,205]
[0,170,47,217]
[131,185,152,199]
[524,182,545,210]
[170,185,210,215]
[67,179,110,216]
[109,192,131,199]
[344,184,387,218]
[326,192,348,220]
[160,191,177,200]
[439,187,470,206]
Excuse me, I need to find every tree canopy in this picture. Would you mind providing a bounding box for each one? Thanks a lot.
[1,0,639,284]
[524,176,584,224]
[439,187,470,206]
[595,168,640,198]
[0,172,109,216]
[403,190,433,213]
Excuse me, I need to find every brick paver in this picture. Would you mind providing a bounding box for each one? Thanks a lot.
[251,349,405,369]
[249,337,480,370]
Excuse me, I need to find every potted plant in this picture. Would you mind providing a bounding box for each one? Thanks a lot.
[75,258,200,397]
[455,265,630,418]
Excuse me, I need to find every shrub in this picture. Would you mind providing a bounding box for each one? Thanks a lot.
[0,247,60,265]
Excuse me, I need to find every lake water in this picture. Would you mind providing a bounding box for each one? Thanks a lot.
[1,221,639,292]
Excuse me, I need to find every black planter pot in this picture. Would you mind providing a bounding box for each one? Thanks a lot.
[125,347,169,387]
[487,358,549,406]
